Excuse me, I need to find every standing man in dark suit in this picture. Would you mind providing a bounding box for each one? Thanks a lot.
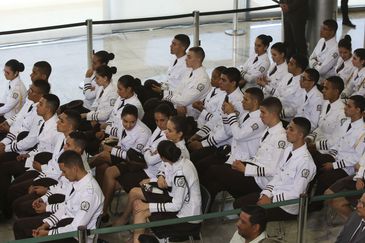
[336,193,365,243]
[280,0,309,58]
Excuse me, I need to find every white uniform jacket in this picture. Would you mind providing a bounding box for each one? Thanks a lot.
[263,61,291,97]
[83,73,100,110]
[335,57,356,88]
[225,109,267,165]
[106,120,151,160]
[245,122,288,189]
[166,55,191,92]
[86,82,118,122]
[344,67,365,97]
[308,98,346,142]
[296,86,324,131]
[354,152,365,181]
[43,173,104,242]
[261,144,316,215]
[0,76,27,119]
[309,37,339,80]
[196,87,225,128]
[240,52,270,90]
[149,158,202,223]
[106,94,144,127]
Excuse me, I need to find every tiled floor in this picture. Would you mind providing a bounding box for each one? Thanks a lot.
[0,12,364,243]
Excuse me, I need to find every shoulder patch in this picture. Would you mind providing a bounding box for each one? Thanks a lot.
[301,169,310,179]
[197,83,205,92]
[12,93,19,99]
[278,140,286,149]
[175,176,186,188]
[251,123,259,131]
[235,110,240,117]
[80,201,90,212]
[136,144,144,151]
[110,98,116,106]
[317,105,322,111]
[332,53,338,58]
[259,66,265,73]
[340,118,347,126]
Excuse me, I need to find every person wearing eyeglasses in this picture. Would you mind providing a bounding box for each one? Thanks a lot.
[336,193,365,243]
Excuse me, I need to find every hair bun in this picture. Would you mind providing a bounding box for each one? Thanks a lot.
[108,52,115,61]
[344,34,352,42]
[266,35,273,43]
[17,62,25,72]
[110,66,117,74]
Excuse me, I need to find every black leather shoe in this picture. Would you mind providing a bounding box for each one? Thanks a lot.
[343,21,356,28]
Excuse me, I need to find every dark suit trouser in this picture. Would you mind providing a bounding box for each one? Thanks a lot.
[233,192,297,222]
[284,16,308,58]
[341,0,350,22]
[191,147,228,176]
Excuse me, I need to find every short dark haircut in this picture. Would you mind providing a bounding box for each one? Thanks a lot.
[63,110,81,130]
[43,93,60,114]
[189,47,205,62]
[261,97,282,116]
[157,140,181,162]
[222,67,241,86]
[323,19,338,33]
[34,61,52,79]
[58,150,84,170]
[121,104,138,119]
[291,54,308,71]
[33,80,51,95]
[348,95,365,113]
[68,131,87,152]
[241,205,267,234]
[214,66,227,74]
[292,117,311,137]
[174,34,191,50]
[169,116,187,136]
[245,87,264,105]
[304,68,320,84]
[354,48,365,67]
[326,76,344,93]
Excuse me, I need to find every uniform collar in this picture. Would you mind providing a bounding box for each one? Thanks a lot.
[267,121,284,134]
[329,98,343,107]
[73,173,92,191]
[277,61,288,70]
[44,114,58,125]
[124,93,137,102]
[228,87,243,98]
[249,109,261,118]
[257,52,268,59]
[306,85,320,97]
[242,231,267,243]
[290,144,307,158]
[9,76,21,88]
[324,36,337,46]
[350,117,365,128]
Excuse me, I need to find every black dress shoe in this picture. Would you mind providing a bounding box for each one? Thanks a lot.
[343,21,356,28]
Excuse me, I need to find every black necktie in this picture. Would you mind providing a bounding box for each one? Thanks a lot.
[173,59,178,66]
[253,56,258,64]
[287,77,293,85]
[286,152,292,162]
[269,65,277,76]
[355,74,359,80]
[261,131,269,142]
[153,131,162,142]
[118,99,125,110]
[242,113,250,123]
[121,130,127,139]
[70,186,75,195]
[38,122,45,135]
[349,221,365,243]
[210,88,217,98]
[27,104,33,112]
[189,72,193,78]
[336,62,345,73]
[8,84,11,90]
[305,95,308,102]
[326,104,331,114]
[98,89,104,99]
[321,42,326,52]
[60,140,65,152]
[347,123,352,132]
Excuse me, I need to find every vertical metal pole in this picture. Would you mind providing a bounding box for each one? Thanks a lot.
[193,11,200,47]
[297,193,309,243]
[86,19,93,69]
[78,226,87,243]
[225,0,245,36]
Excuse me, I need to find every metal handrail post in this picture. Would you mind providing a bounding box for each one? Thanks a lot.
[297,193,309,243]
[193,11,200,47]
[77,226,87,243]
[86,19,93,68]
[225,0,245,36]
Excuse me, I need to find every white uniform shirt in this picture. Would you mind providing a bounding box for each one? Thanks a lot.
[106,94,144,127]
[296,86,324,131]
[309,37,339,80]
[86,82,118,122]
[344,67,365,97]
[261,144,316,215]
[0,76,27,119]
[273,74,304,121]
[166,55,191,92]
[316,118,365,175]
[263,61,291,97]
[163,66,211,118]
[240,52,270,90]
[143,127,167,179]
[245,122,288,189]
[225,110,267,165]
[308,98,346,143]
[230,231,266,243]
[43,173,104,242]
[196,87,226,128]
[335,57,356,88]
[83,73,100,110]
[149,158,202,223]
[106,120,151,160]
[354,152,365,181]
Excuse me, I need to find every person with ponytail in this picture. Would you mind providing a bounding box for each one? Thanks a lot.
[82,50,115,109]
[80,65,118,123]
[343,48,365,97]
[239,34,272,91]
[0,59,27,123]
[335,35,356,89]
